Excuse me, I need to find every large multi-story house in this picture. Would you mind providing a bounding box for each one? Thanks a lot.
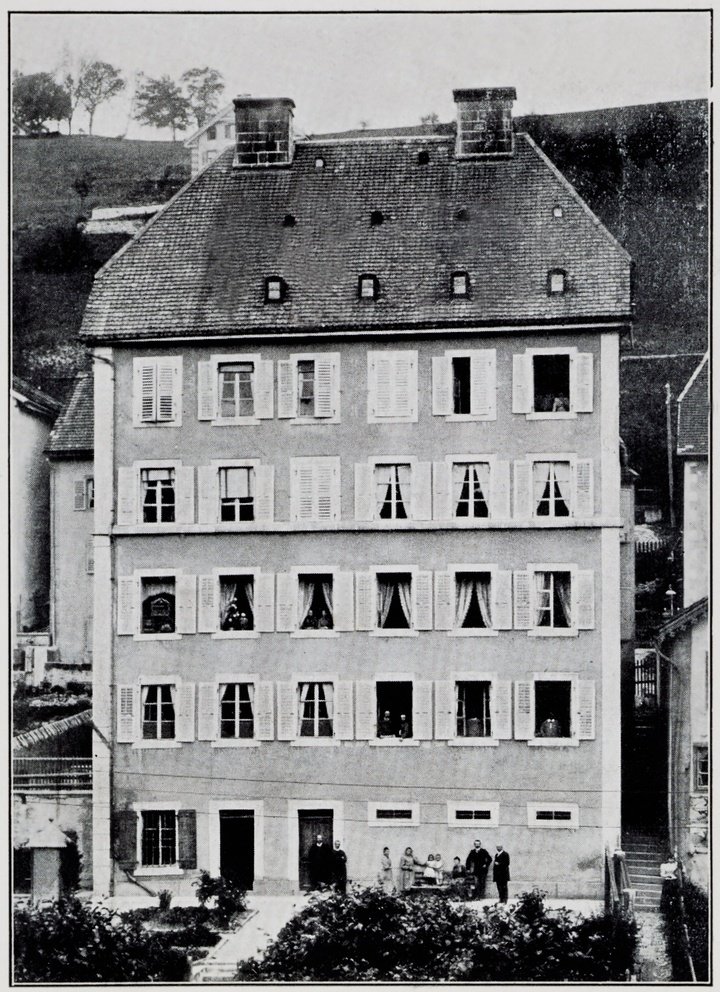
[81,88,632,898]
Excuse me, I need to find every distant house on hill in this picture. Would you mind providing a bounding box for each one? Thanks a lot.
[184,102,236,176]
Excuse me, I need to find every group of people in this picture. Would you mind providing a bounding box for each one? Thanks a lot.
[301,609,333,630]
[306,834,348,892]
[378,710,412,739]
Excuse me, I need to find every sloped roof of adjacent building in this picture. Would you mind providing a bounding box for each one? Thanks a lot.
[13,709,92,751]
[657,596,708,643]
[11,376,63,420]
[677,352,708,456]
[183,102,235,147]
[81,132,631,341]
[45,373,94,458]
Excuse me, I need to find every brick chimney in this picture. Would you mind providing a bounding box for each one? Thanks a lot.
[233,96,295,168]
[453,88,516,157]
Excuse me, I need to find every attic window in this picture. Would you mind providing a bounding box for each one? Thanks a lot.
[451,271,470,298]
[283,214,296,228]
[548,269,566,295]
[265,277,286,303]
[455,207,468,222]
[358,274,379,300]
[207,126,217,142]
[370,210,384,227]
[418,150,430,165]
[315,157,325,169]
[552,205,564,219]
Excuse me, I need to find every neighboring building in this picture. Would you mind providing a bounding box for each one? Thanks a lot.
[677,352,708,607]
[45,374,95,680]
[11,377,62,636]
[81,89,632,899]
[80,205,165,267]
[184,103,236,176]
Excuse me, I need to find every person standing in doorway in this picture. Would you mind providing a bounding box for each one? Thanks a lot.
[493,844,510,903]
[465,838,492,898]
[332,839,348,894]
[307,832,333,890]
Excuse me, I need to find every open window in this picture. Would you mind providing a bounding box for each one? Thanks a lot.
[298,574,333,630]
[140,577,176,634]
[377,572,412,629]
[452,462,490,518]
[376,681,413,739]
[298,682,334,737]
[142,684,176,740]
[220,683,255,739]
[218,574,254,631]
[533,354,570,413]
[277,353,340,421]
[376,463,411,520]
[452,357,471,413]
[219,466,255,522]
[534,680,572,739]
[456,680,492,737]
[141,468,176,523]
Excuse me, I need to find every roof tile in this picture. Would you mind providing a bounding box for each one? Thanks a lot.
[45,374,94,457]
[677,354,708,455]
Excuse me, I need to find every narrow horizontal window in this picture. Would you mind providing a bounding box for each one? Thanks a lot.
[535,809,572,822]
[376,809,413,820]
[455,809,492,821]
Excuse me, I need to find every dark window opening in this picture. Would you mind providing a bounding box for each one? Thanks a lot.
[283,214,296,227]
[370,210,384,227]
[142,684,175,739]
[219,575,254,631]
[455,207,468,221]
[359,274,379,300]
[376,681,413,738]
[536,809,572,822]
[456,681,492,736]
[299,682,333,737]
[452,356,471,414]
[265,277,286,303]
[141,468,175,524]
[418,150,430,165]
[13,848,32,893]
[376,809,412,820]
[694,746,709,790]
[207,126,216,141]
[451,271,469,298]
[377,573,412,629]
[299,574,333,630]
[534,680,572,738]
[220,682,255,738]
[220,466,255,522]
[141,578,175,634]
[141,810,176,865]
[455,809,492,821]
[297,360,315,416]
[532,354,570,413]
[86,478,95,509]
[536,571,572,629]
[455,573,492,629]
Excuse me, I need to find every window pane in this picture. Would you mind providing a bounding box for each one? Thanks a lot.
[219,363,254,418]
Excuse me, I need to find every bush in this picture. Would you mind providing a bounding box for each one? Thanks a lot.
[193,870,247,925]
[13,898,189,982]
[157,889,173,912]
[661,877,709,981]
[238,887,638,982]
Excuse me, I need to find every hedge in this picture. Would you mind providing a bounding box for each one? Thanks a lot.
[660,877,709,981]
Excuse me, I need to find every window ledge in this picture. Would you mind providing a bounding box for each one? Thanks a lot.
[527,738,579,747]
[367,416,419,425]
[134,633,182,642]
[211,630,260,640]
[210,739,261,748]
[289,417,340,426]
[290,630,340,639]
[370,629,419,638]
[369,739,420,747]
[526,411,578,421]
[133,422,181,429]
[210,418,261,427]
[528,628,578,638]
[444,413,496,423]
[448,629,499,638]
[291,738,341,747]
[447,738,499,747]
[134,866,185,877]
[131,740,183,750]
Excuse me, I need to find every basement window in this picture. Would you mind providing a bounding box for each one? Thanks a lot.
[370,210,384,227]
[548,269,567,295]
[359,274,379,300]
[532,353,570,413]
[265,277,286,303]
[369,802,419,826]
[451,271,469,298]
[528,803,579,828]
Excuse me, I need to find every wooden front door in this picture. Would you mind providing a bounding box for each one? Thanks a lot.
[219,810,254,890]
[298,809,333,890]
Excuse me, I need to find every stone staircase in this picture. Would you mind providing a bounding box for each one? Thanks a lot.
[623,833,667,912]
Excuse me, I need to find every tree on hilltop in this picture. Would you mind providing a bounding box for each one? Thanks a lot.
[181,66,225,128]
[77,61,125,136]
[134,74,191,141]
[13,72,70,134]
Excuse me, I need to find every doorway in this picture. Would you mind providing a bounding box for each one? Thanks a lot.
[298,809,333,890]
[219,810,254,890]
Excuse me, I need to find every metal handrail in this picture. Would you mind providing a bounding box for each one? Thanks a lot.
[606,846,620,914]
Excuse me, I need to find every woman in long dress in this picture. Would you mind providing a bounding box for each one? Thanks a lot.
[378,846,395,893]
[399,846,423,892]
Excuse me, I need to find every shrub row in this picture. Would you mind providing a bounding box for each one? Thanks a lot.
[660,877,709,981]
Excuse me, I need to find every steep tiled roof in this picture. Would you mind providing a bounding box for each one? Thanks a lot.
[81,133,631,341]
[677,353,708,456]
[45,374,94,458]
[11,376,62,419]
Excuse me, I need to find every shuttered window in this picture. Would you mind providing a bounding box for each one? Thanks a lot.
[197,355,273,422]
[512,350,593,416]
[367,351,418,423]
[290,457,340,522]
[133,357,182,426]
[432,350,496,419]
[277,354,340,420]
[220,683,255,739]
[514,677,595,743]
[141,468,175,523]
[140,810,176,865]
[142,684,176,740]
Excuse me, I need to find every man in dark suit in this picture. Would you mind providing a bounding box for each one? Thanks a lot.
[465,838,492,898]
[493,844,510,903]
[307,833,333,890]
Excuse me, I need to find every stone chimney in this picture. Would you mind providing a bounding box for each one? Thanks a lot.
[453,88,516,157]
[233,96,295,168]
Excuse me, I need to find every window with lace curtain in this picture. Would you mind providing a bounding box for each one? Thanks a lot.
[220,683,255,738]
[142,684,176,739]
[454,572,492,628]
[376,572,412,629]
[456,681,492,737]
[298,574,333,630]
[375,463,411,519]
[452,462,490,518]
[533,461,571,517]
[141,468,176,523]
[535,571,572,629]
[218,574,255,631]
[298,682,334,737]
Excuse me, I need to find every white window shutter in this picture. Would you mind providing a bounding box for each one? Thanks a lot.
[413,681,433,740]
[434,680,455,739]
[176,575,197,634]
[73,479,87,511]
[276,682,297,740]
[514,680,534,739]
[116,468,137,525]
[432,462,451,520]
[276,573,297,631]
[255,360,275,419]
[471,349,496,418]
[432,356,452,415]
[412,462,432,521]
[355,572,375,631]
[577,680,596,740]
[574,459,594,518]
[331,354,341,420]
[314,359,334,418]
[134,360,156,424]
[513,571,533,630]
[492,460,511,519]
[512,353,532,413]
[117,577,138,635]
[277,360,296,418]
[355,681,376,740]
[370,354,392,418]
[197,361,216,420]
[117,684,138,743]
[316,458,340,521]
[198,575,218,633]
[291,461,315,521]
[573,353,594,412]
[175,682,196,741]
[175,467,195,524]
[413,571,433,630]
[255,465,274,522]
[334,682,354,739]
[333,572,355,632]
[197,466,218,525]
[157,360,178,422]
[395,353,418,420]
[254,573,275,631]
[85,537,95,575]
[255,681,275,740]
[434,571,454,631]
[513,460,532,519]
[197,683,218,741]
[493,570,513,630]
[575,570,595,629]
[493,681,513,739]
[354,463,374,521]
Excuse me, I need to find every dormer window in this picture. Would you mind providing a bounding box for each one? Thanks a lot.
[283,214,296,227]
[451,271,469,298]
[552,205,563,219]
[370,210,384,227]
[359,274,379,300]
[265,277,286,303]
[548,269,566,295]
[315,157,325,169]
[418,150,430,165]
[455,207,468,222]
[207,126,217,142]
